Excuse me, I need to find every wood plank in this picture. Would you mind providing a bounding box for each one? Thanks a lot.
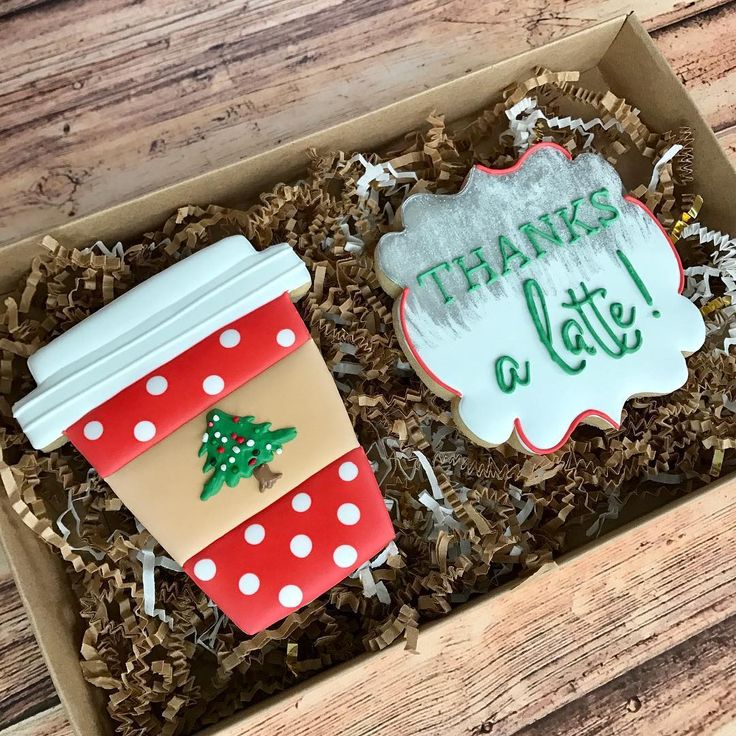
[0,0,727,246]
[0,573,57,731]
[0,706,72,736]
[513,614,736,736]
[7,521,730,736]
[191,474,736,736]
[652,2,736,133]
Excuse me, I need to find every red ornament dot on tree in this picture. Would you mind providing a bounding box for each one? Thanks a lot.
[248,457,257,466]
[233,416,240,422]
[217,447,225,454]
[237,437,245,444]
[207,422,214,427]
[231,432,238,439]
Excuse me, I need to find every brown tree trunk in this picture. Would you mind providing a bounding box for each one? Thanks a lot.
[253,463,282,492]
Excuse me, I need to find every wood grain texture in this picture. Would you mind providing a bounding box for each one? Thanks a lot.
[0,706,72,736]
[0,0,730,246]
[1,2,736,736]
[652,2,736,132]
[0,573,57,730]
[514,614,736,736]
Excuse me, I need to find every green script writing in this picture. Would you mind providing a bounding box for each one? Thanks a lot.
[493,264,656,394]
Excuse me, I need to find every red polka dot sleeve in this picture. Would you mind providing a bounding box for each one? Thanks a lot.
[184,447,394,634]
[65,293,309,476]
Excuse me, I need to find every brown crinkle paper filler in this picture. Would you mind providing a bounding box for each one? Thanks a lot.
[2,68,736,734]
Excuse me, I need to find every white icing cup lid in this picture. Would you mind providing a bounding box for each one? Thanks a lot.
[13,235,311,449]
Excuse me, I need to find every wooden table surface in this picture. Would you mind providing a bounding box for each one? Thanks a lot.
[1,1,735,734]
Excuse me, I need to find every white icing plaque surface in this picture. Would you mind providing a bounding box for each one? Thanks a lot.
[376,143,705,453]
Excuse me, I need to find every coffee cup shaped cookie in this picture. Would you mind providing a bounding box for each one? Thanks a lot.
[14,235,394,633]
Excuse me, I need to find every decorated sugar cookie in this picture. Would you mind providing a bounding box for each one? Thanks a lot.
[376,143,705,453]
[14,235,394,634]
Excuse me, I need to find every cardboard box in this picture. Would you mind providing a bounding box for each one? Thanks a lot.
[1,13,734,736]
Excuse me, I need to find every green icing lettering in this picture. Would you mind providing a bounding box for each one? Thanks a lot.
[609,302,636,329]
[494,355,531,394]
[498,235,531,275]
[589,188,620,228]
[523,278,586,375]
[562,283,642,357]
[616,249,653,306]
[518,214,562,257]
[417,262,454,304]
[616,249,661,318]
[556,197,602,242]
[452,247,498,291]
[561,319,597,356]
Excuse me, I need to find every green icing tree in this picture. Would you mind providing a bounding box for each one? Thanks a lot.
[199,409,297,501]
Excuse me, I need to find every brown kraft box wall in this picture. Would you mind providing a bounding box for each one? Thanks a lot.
[0,13,735,736]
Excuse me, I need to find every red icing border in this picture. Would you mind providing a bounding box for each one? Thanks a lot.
[398,142,686,454]
[474,140,573,175]
[65,293,310,476]
[398,288,461,397]
[513,411,620,454]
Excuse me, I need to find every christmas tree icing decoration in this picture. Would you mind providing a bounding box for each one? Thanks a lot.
[199,409,297,499]
[376,143,705,454]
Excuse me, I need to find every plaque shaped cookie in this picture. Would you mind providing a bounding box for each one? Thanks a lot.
[376,143,705,453]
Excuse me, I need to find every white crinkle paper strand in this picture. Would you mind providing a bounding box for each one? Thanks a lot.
[502,96,629,153]
[682,222,736,354]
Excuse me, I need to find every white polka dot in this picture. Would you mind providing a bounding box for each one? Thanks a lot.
[220,463,227,471]
[238,573,260,595]
[83,420,103,441]
[333,545,358,569]
[276,448,283,455]
[233,446,241,454]
[338,461,359,481]
[214,431,221,438]
[212,414,220,421]
[202,433,209,442]
[219,329,241,348]
[246,439,255,447]
[278,584,303,608]
[229,457,235,463]
[276,328,296,347]
[291,492,311,512]
[221,436,228,443]
[337,503,361,526]
[145,375,168,395]
[193,558,216,581]
[244,524,265,545]
[203,375,225,395]
[266,443,272,450]
[290,534,312,558]
[133,420,156,442]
